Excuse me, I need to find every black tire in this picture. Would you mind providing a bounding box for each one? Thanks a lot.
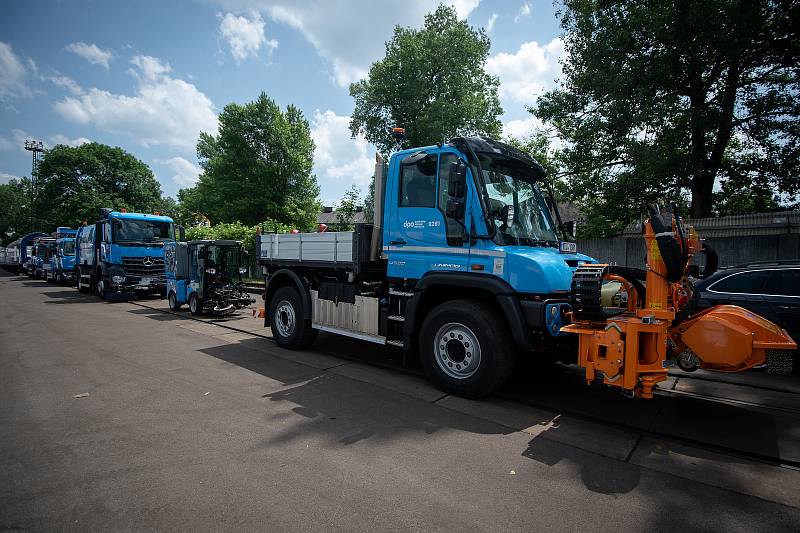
[419,299,516,399]
[189,294,203,316]
[168,291,182,311]
[95,272,108,300]
[269,286,317,349]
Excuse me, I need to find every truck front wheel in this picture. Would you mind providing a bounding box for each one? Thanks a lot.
[419,299,516,399]
[189,294,203,316]
[269,286,317,349]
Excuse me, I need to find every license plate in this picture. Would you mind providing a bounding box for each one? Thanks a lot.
[560,241,577,254]
[139,278,151,286]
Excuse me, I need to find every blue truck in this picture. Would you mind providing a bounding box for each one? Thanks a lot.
[164,239,254,315]
[28,236,56,279]
[2,232,49,274]
[45,227,78,285]
[258,136,591,398]
[75,208,182,299]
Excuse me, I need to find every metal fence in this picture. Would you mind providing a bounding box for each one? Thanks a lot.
[577,211,800,269]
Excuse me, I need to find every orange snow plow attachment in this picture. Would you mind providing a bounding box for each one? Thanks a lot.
[564,204,796,398]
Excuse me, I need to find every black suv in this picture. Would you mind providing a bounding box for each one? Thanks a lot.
[692,261,799,370]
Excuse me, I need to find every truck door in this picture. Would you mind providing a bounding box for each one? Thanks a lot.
[386,150,470,279]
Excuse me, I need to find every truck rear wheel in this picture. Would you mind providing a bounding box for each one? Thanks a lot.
[419,299,516,399]
[269,286,317,349]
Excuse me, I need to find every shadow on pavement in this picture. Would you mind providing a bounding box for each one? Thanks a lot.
[196,337,516,450]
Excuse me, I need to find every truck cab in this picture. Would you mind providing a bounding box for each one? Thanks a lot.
[164,239,254,316]
[29,237,56,279]
[259,136,593,398]
[76,209,178,299]
[46,227,78,285]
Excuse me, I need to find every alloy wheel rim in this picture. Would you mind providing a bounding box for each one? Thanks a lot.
[434,322,482,380]
[275,300,296,338]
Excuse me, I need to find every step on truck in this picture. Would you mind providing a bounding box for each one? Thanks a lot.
[164,239,254,316]
[258,135,797,399]
[46,227,77,285]
[75,208,183,299]
[259,136,590,398]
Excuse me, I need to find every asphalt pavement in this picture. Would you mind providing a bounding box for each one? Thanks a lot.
[1,271,799,532]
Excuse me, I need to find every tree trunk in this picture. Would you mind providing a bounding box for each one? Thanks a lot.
[690,173,715,219]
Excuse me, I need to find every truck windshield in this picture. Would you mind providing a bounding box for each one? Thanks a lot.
[62,241,75,255]
[477,153,559,246]
[113,219,174,244]
[208,246,241,279]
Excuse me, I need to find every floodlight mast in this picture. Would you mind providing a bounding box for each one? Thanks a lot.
[24,139,45,229]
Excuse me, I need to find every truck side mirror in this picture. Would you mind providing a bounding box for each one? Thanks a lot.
[445,160,467,219]
[178,225,185,242]
[563,220,577,239]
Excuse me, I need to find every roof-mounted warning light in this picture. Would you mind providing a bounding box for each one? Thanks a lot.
[391,127,405,151]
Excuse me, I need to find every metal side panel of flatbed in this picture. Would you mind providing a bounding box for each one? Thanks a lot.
[259,231,356,265]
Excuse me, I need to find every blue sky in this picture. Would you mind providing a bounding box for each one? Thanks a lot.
[1,0,564,205]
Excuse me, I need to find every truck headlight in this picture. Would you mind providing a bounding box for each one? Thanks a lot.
[239,267,247,274]
[112,275,125,283]
[205,268,216,275]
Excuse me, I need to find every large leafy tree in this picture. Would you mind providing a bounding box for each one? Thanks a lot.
[36,142,166,230]
[0,177,32,244]
[182,92,320,230]
[534,0,800,234]
[350,4,503,154]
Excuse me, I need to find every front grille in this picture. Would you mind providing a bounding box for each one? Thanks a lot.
[122,256,165,279]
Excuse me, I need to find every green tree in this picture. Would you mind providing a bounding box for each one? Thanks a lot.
[534,0,800,234]
[335,184,361,231]
[0,177,32,244]
[350,4,503,154]
[36,142,166,230]
[183,92,320,230]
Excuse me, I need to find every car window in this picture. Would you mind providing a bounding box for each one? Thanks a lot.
[764,269,800,297]
[709,270,770,294]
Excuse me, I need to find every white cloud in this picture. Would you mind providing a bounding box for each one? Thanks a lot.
[154,156,202,187]
[310,109,374,204]
[218,12,277,63]
[0,172,21,184]
[0,42,32,103]
[53,55,218,150]
[48,74,83,95]
[213,1,481,87]
[50,134,91,147]
[486,38,564,106]
[486,13,497,32]
[65,42,113,70]
[503,116,541,139]
[0,135,14,151]
[514,2,531,23]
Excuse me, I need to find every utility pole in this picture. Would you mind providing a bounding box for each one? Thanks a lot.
[24,139,44,230]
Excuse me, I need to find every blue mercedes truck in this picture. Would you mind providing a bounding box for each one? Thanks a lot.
[45,227,78,285]
[258,136,592,398]
[76,208,182,299]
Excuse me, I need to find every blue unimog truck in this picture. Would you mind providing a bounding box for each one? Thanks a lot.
[258,136,591,398]
[45,227,78,285]
[164,239,254,315]
[76,208,181,299]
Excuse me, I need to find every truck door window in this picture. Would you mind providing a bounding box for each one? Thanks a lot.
[437,152,466,245]
[399,154,437,208]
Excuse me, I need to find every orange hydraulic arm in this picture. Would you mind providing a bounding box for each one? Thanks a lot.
[563,205,796,398]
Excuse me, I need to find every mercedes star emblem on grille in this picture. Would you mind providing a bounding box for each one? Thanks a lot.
[142,257,154,267]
